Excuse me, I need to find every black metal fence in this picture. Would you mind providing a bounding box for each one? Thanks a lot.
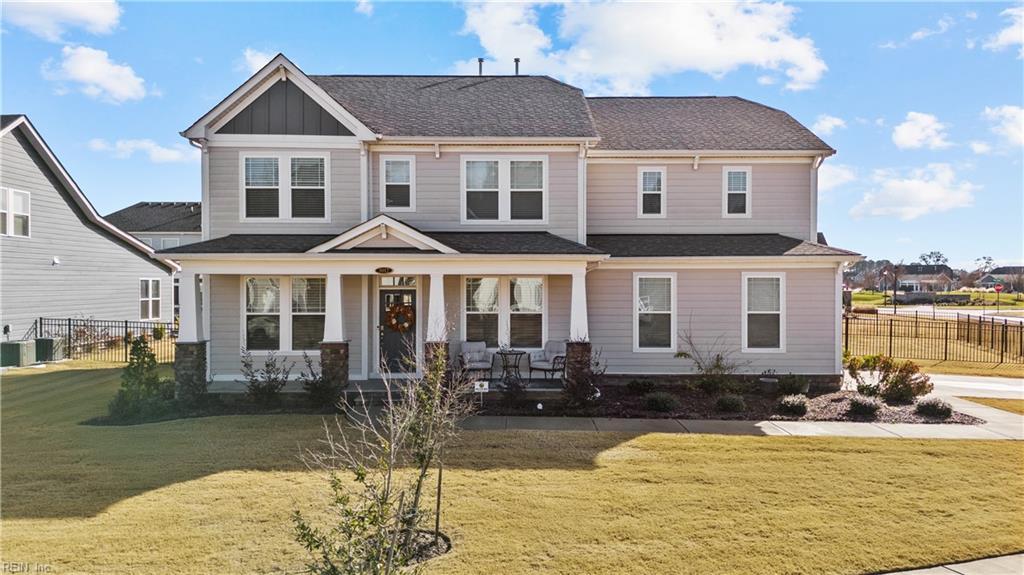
[844,313,1024,364]
[35,317,177,363]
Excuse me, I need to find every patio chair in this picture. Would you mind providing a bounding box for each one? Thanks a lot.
[528,340,566,381]
[459,341,494,380]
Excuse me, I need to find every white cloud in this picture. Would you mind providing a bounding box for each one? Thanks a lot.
[88,138,199,163]
[891,112,952,149]
[239,48,274,75]
[3,0,121,42]
[818,163,856,192]
[43,45,146,103]
[455,1,827,95]
[965,11,978,21]
[881,15,954,48]
[355,0,373,16]
[983,105,1024,146]
[969,140,993,154]
[983,6,1024,58]
[756,75,776,86]
[850,163,978,221]
[812,114,846,136]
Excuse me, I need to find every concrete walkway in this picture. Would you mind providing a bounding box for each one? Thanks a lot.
[888,552,1023,574]
[926,373,1024,400]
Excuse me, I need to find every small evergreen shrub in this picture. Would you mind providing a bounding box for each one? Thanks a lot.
[240,348,292,408]
[915,397,953,419]
[151,325,165,341]
[715,394,746,412]
[847,395,882,419]
[776,374,809,396]
[776,394,808,416]
[697,373,731,395]
[847,355,933,405]
[643,391,681,413]
[627,379,655,395]
[297,352,342,410]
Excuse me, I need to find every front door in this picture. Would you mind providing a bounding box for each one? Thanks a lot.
[379,288,417,373]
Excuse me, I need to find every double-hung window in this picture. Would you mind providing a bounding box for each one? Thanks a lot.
[381,156,415,211]
[0,188,30,237]
[462,156,546,222]
[291,277,326,351]
[140,279,161,320]
[464,276,545,348]
[161,238,180,250]
[509,278,543,347]
[245,277,281,350]
[244,277,328,353]
[637,167,666,218]
[242,153,328,220]
[634,273,676,352]
[464,277,499,347]
[742,272,785,352]
[723,166,751,217]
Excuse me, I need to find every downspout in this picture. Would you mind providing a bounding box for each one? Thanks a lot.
[810,155,822,243]
[186,136,211,382]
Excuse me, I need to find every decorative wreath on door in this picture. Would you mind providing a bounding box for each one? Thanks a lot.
[385,303,416,333]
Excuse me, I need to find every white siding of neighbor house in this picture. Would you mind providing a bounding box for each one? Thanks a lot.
[205,146,362,237]
[370,151,581,242]
[0,130,173,339]
[586,162,814,241]
[587,266,839,375]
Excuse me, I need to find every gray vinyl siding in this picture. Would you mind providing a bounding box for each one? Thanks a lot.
[132,232,201,250]
[0,131,172,339]
[370,151,581,242]
[206,147,362,237]
[588,267,839,375]
[586,162,814,241]
[217,79,353,136]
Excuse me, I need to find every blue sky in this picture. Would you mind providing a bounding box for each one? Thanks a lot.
[2,1,1022,269]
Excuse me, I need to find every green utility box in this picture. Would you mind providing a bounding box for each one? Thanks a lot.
[1,340,37,367]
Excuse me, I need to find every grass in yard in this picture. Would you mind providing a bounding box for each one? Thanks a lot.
[2,362,1023,574]
[916,360,1024,378]
[958,397,1024,416]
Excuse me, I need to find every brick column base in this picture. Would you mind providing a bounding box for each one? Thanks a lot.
[320,342,350,391]
[564,341,592,384]
[174,341,208,403]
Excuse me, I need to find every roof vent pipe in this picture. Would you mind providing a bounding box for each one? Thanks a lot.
[478,57,484,76]
[514,58,520,75]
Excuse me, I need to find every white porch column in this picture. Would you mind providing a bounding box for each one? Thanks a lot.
[426,272,447,342]
[323,273,345,342]
[570,269,589,341]
[178,271,203,343]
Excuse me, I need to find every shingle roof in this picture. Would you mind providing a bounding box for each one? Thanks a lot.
[1,114,24,131]
[105,202,202,233]
[586,234,858,258]
[309,75,598,138]
[158,232,603,255]
[991,266,1024,275]
[586,97,833,151]
[900,264,954,276]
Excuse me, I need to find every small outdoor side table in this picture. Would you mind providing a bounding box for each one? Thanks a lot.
[494,349,526,386]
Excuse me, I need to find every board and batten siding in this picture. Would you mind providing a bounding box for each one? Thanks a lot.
[0,131,172,339]
[586,162,814,241]
[370,151,581,242]
[588,267,839,375]
[205,146,362,237]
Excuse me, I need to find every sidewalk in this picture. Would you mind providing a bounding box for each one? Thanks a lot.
[888,552,1023,574]
[926,373,1024,400]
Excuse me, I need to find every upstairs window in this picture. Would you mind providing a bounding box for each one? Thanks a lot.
[241,153,329,221]
[463,156,546,223]
[291,157,326,218]
[381,156,415,211]
[723,166,751,218]
[637,167,666,218]
[244,157,280,218]
[0,188,30,237]
[742,273,785,352]
[140,279,161,321]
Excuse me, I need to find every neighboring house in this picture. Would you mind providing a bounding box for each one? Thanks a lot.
[0,115,177,341]
[105,201,202,250]
[897,264,958,292]
[160,54,860,389]
[979,266,1024,291]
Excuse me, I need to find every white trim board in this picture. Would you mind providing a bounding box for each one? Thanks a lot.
[306,214,457,254]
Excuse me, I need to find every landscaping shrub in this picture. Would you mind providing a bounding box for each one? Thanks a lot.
[297,352,342,410]
[627,379,655,395]
[715,394,746,413]
[847,395,882,419]
[776,373,810,396]
[676,327,747,395]
[643,391,681,413]
[240,348,292,408]
[561,345,605,408]
[776,394,808,416]
[847,355,933,405]
[151,325,165,341]
[105,337,176,422]
[915,397,953,419]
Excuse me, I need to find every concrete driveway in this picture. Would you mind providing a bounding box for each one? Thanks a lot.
[925,373,1024,400]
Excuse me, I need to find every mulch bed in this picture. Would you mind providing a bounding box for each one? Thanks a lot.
[479,384,984,425]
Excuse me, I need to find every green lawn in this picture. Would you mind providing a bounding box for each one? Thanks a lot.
[3,362,1023,574]
[852,290,1024,310]
[959,397,1024,416]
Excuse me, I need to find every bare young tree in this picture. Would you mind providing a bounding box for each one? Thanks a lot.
[918,251,948,265]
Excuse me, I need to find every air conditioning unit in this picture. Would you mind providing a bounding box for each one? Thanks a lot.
[35,338,65,362]
[1,340,37,367]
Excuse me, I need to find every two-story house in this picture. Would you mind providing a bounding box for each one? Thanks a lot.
[105,201,203,251]
[161,54,860,390]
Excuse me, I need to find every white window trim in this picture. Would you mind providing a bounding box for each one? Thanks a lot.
[722,166,752,219]
[632,272,677,353]
[0,187,31,238]
[379,155,416,213]
[239,276,325,355]
[238,151,331,223]
[460,275,548,350]
[140,278,162,321]
[140,237,154,247]
[741,271,786,353]
[459,155,549,224]
[161,237,180,249]
[637,166,667,219]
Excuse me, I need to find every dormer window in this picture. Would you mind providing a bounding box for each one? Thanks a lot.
[637,167,666,218]
[381,156,415,212]
[723,166,751,218]
[241,153,329,221]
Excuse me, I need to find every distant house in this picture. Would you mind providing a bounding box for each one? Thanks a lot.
[979,266,1024,291]
[105,201,202,250]
[898,264,957,292]
[0,115,178,340]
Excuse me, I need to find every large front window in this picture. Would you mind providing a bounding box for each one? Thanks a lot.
[743,273,785,351]
[462,156,546,222]
[634,273,675,351]
[463,276,545,348]
[291,277,326,351]
[242,153,328,220]
[245,277,280,350]
[244,276,329,352]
